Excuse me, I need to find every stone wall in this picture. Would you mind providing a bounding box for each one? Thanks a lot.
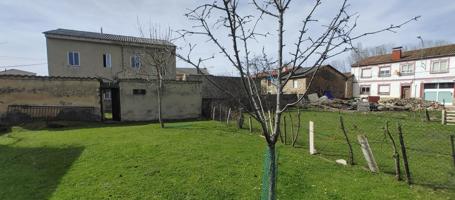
[118,80,202,121]
[0,75,101,122]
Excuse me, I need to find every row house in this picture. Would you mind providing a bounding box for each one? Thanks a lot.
[352,45,455,105]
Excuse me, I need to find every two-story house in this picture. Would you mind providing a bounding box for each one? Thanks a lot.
[352,45,455,105]
[259,65,352,99]
[44,29,176,81]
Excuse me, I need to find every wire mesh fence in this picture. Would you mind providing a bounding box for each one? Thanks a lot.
[285,109,455,191]
[210,104,455,192]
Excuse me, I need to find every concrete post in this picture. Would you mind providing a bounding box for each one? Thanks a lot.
[309,121,316,155]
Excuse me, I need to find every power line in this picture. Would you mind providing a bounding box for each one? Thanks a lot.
[0,63,47,68]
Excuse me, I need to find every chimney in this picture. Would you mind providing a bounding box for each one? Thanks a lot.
[392,47,402,61]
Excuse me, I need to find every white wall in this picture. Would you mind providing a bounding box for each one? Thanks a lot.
[352,56,455,98]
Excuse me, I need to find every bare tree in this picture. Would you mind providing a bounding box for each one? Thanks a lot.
[176,0,418,198]
[138,25,176,128]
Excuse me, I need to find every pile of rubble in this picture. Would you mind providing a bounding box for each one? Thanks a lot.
[377,98,443,111]
[304,93,443,112]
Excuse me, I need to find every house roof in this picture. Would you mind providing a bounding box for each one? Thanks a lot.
[285,65,346,79]
[44,28,175,47]
[352,44,455,67]
[176,68,210,75]
[0,69,36,76]
[256,65,346,79]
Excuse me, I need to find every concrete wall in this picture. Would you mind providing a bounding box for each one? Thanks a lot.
[0,75,101,121]
[118,80,201,121]
[46,37,176,80]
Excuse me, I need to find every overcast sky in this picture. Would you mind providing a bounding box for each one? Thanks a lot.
[1,0,454,76]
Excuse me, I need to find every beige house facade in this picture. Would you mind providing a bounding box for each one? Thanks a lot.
[44,29,176,81]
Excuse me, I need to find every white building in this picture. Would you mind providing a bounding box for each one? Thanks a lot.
[352,45,455,105]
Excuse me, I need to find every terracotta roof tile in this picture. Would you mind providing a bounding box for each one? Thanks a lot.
[352,44,455,67]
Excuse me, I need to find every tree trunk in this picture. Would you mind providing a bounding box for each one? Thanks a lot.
[384,121,401,181]
[397,123,412,185]
[267,144,277,200]
[339,115,354,165]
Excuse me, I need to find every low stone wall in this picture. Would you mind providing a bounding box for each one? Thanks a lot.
[0,75,101,123]
[118,80,202,122]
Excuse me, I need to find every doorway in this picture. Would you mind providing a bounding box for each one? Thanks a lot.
[111,88,121,121]
[401,86,411,99]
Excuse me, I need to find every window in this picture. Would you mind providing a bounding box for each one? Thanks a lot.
[400,63,415,75]
[131,55,141,68]
[103,90,111,100]
[361,68,372,78]
[103,53,112,68]
[68,51,80,66]
[293,80,299,88]
[360,85,370,95]
[378,84,390,95]
[378,66,391,77]
[431,59,449,73]
[133,89,146,95]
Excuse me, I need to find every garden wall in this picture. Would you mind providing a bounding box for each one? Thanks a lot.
[0,75,101,123]
[118,80,202,121]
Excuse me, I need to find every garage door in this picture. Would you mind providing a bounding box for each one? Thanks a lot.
[423,83,454,105]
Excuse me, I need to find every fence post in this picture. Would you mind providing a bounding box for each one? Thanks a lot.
[226,107,231,125]
[385,121,401,181]
[249,116,252,133]
[357,135,379,172]
[212,107,216,120]
[425,108,430,122]
[219,105,222,121]
[284,116,287,145]
[398,123,412,185]
[442,110,446,125]
[451,135,455,168]
[309,121,316,155]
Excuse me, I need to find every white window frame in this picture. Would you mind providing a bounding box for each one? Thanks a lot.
[103,90,112,100]
[378,66,391,77]
[103,53,112,68]
[361,68,372,78]
[360,85,370,95]
[68,51,80,66]
[430,59,449,74]
[400,63,415,75]
[378,84,391,95]
[293,79,299,88]
[131,55,141,69]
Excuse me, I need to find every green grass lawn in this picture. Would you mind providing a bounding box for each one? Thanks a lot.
[0,116,453,199]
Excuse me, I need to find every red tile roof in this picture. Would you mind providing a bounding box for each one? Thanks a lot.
[352,44,455,67]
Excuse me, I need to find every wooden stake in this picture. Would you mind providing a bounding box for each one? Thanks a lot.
[284,116,287,145]
[226,107,231,125]
[340,115,355,165]
[357,135,379,173]
[397,123,412,185]
[451,135,455,168]
[442,110,446,125]
[425,108,430,122]
[309,121,316,155]
[249,116,252,133]
[385,121,401,181]
[219,105,222,121]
